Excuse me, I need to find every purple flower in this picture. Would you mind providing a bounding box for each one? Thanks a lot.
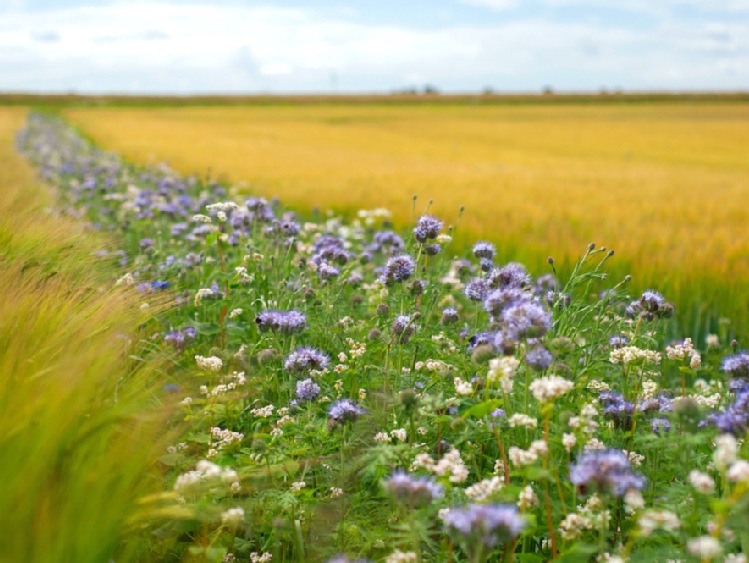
[501,301,552,339]
[487,263,530,290]
[319,262,340,280]
[284,346,330,374]
[569,449,645,497]
[295,378,321,401]
[392,315,417,343]
[413,214,442,242]
[328,399,366,427]
[464,278,487,301]
[651,417,671,435]
[599,392,634,429]
[722,353,749,378]
[382,254,416,285]
[640,290,665,312]
[472,241,496,260]
[382,470,443,508]
[441,307,459,325]
[525,347,553,371]
[483,288,527,316]
[255,310,307,334]
[443,504,524,554]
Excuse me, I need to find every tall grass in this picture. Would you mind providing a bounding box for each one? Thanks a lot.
[0,108,171,563]
[61,103,749,341]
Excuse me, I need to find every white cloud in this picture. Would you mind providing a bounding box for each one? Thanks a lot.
[0,2,746,92]
[462,0,517,10]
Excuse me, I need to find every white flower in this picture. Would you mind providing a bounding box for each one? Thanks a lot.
[639,510,679,536]
[192,213,212,223]
[563,433,577,452]
[726,555,747,563]
[509,446,538,467]
[221,507,244,525]
[727,460,749,483]
[194,287,215,305]
[559,513,592,541]
[454,376,474,396]
[195,355,223,372]
[609,346,661,365]
[714,434,738,471]
[487,356,521,389]
[465,476,504,501]
[374,432,390,443]
[229,308,243,319]
[518,485,538,509]
[385,550,417,563]
[391,428,408,442]
[251,405,275,418]
[508,414,537,429]
[291,481,306,492]
[705,334,719,348]
[688,470,715,494]
[529,375,574,403]
[330,487,343,498]
[687,536,721,559]
[250,553,272,563]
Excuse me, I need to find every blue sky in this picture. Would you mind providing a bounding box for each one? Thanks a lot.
[1,0,748,93]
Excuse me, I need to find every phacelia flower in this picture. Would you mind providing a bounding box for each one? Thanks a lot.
[382,254,416,285]
[382,470,443,508]
[296,378,321,401]
[443,504,524,556]
[413,214,442,242]
[328,399,366,428]
[284,346,330,374]
[255,310,307,334]
[569,449,646,497]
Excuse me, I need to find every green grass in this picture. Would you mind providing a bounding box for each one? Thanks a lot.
[0,108,172,563]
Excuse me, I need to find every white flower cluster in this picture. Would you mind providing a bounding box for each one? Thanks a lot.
[559,513,593,540]
[375,428,408,443]
[508,414,538,429]
[221,507,244,525]
[609,346,662,365]
[413,449,469,483]
[687,536,722,559]
[714,434,738,471]
[508,440,547,467]
[192,214,212,223]
[666,338,702,368]
[453,376,474,396]
[206,201,240,212]
[211,427,244,449]
[569,403,599,435]
[250,552,272,563]
[727,460,749,483]
[385,550,418,563]
[345,338,366,359]
[195,355,223,372]
[639,510,680,536]
[487,356,521,392]
[251,405,275,418]
[291,481,306,492]
[465,476,504,501]
[689,470,715,494]
[517,485,539,509]
[174,460,238,491]
[530,375,574,403]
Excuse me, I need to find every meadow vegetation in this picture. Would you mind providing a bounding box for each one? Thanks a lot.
[8,111,749,562]
[62,103,749,340]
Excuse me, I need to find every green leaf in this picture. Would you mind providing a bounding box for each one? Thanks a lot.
[462,399,502,419]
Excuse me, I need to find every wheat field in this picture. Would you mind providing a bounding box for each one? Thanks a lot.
[63,103,749,336]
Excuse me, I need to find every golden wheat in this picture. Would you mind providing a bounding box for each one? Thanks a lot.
[63,103,749,333]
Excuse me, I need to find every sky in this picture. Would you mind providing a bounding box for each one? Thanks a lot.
[1,0,748,94]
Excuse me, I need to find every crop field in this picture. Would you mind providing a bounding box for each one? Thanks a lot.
[4,107,749,562]
[62,102,749,339]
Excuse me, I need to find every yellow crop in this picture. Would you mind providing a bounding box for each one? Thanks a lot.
[63,103,749,334]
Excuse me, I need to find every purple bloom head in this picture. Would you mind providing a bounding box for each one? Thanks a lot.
[501,300,552,339]
[464,278,487,302]
[487,263,531,290]
[382,470,443,508]
[651,417,671,435]
[640,290,665,312]
[328,398,366,428]
[569,449,645,497]
[413,214,442,243]
[443,504,524,555]
[284,346,330,374]
[441,307,459,325]
[295,378,321,401]
[525,347,553,371]
[255,310,307,334]
[382,254,416,285]
[319,262,340,280]
[472,241,496,260]
[392,315,417,344]
[722,353,749,379]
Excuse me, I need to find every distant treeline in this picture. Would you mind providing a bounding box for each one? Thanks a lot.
[2,91,749,107]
